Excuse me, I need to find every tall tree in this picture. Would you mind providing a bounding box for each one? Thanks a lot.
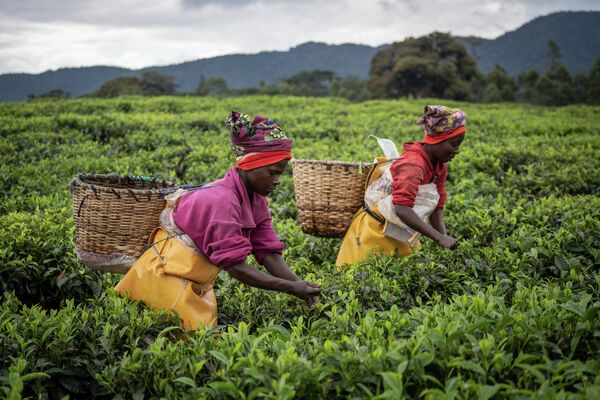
[547,40,562,71]
[585,57,600,104]
[483,65,517,102]
[368,32,479,100]
[330,76,371,102]
[29,89,71,100]
[530,66,575,106]
[94,77,143,98]
[282,70,336,97]
[140,72,176,96]
[195,76,229,97]
[517,70,540,102]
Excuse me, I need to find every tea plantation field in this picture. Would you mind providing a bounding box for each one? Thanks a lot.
[1,96,599,399]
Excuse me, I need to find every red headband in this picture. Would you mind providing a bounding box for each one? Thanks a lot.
[422,126,466,144]
[235,150,292,170]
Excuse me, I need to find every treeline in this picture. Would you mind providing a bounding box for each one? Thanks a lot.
[32,32,600,105]
[368,33,600,105]
[29,72,177,100]
[195,71,371,102]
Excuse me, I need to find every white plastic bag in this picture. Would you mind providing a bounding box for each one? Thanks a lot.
[159,188,204,256]
[364,137,439,243]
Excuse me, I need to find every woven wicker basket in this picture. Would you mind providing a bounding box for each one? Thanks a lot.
[69,173,177,273]
[292,159,373,237]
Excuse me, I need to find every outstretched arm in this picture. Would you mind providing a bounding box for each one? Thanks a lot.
[259,253,320,307]
[429,209,447,236]
[226,261,321,303]
[259,253,300,282]
[394,205,458,249]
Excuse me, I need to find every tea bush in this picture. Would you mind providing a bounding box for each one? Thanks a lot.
[1,96,599,398]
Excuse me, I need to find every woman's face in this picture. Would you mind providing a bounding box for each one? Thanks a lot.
[246,158,289,196]
[433,134,465,164]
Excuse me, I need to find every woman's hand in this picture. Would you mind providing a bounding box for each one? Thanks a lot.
[435,235,459,249]
[306,295,319,308]
[288,280,321,301]
[260,254,320,307]
[228,261,321,306]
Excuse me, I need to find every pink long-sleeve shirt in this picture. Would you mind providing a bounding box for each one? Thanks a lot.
[172,167,284,268]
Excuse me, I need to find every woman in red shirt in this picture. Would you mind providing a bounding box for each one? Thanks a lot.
[336,105,466,268]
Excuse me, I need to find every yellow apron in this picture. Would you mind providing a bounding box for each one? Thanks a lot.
[115,227,221,330]
[335,159,419,269]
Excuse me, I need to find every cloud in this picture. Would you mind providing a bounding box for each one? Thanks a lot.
[0,0,599,74]
[181,0,304,9]
[182,0,255,8]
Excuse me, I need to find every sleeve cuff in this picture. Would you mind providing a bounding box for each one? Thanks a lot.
[209,249,251,269]
[253,249,282,264]
[392,199,415,207]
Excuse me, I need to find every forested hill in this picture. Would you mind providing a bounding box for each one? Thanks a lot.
[146,42,386,93]
[0,43,384,101]
[0,67,139,102]
[457,11,600,75]
[1,11,599,101]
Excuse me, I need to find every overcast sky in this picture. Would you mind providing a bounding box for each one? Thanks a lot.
[1,0,598,75]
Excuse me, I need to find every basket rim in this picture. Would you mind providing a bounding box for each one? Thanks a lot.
[69,172,176,195]
[291,158,374,167]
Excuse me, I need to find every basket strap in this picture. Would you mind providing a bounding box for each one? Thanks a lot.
[362,204,385,224]
[363,158,392,191]
[90,185,99,200]
[147,231,185,257]
[178,183,222,191]
[128,189,139,202]
[77,194,90,217]
[111,188,121,198]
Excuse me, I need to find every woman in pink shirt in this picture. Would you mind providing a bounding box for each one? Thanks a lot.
[116,111,320,330]
[336,105,466,267]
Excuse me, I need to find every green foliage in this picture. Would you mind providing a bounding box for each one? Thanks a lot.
[140,72,177,96]
[481,65,517,103]
[367,32,598,106]
[1,96,599,398]
[28,89,71,100]
[0,208,105,308]
[281,70,336,97]
[330,76,371,102]
[585,57,600,104]
[517,69,540,102]
[196,75,230,97]
[93,72,176,98]
[528,66,576,106]
[512,53,600,106]
[547,40,562,71]
[258,70,369,101]
[94,76,144,98]
[0,293,180,398]
[368,32,479,100]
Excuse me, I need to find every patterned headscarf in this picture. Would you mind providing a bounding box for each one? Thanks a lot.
[225,111,293,170]
[417,105,466,144]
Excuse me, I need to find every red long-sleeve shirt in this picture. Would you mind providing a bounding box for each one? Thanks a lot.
[390,142,447,210]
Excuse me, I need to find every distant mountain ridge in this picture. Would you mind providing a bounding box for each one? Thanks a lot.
[457,11,600,75]
[1,11,599,101]
[146,42,387,93]
[0,43,385,101]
